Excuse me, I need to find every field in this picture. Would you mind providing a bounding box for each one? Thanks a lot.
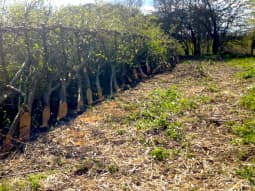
[1,58,255,191]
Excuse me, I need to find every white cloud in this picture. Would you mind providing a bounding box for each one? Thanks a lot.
[52,0,95,6]
[141,5,155,14]
[52,0,116,6]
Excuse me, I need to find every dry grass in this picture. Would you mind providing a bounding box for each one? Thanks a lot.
[1,59,255,191]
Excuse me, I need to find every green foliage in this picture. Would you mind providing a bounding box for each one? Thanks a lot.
[150,147,179,161]
[197,95,214,104]
[130,86,196,132]
[0,0,175,138]
[232,120,255,145]
[227,57,255,71]
[150,147,170,161]
[0,183,10,191]
[240,87,255,112]
[205,83,220,93]
[238,69,255,80]
[236,165,255,185]
[164,122,183,140]
[108,164,119,174]
[232,58,255,79]
[116,129,127,135]
[28,174,47,191]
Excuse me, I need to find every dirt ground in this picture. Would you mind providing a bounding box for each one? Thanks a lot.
[1,60,254,191]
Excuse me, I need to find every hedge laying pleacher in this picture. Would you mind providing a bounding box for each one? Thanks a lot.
[0,25,178,153]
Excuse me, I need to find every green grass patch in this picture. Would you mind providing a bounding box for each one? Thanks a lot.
[227,57,255,68]
[227,57,255,80]
[163,121,183,140]
[236,165,255,185]
[116,129,127,135]
[0,183,11,191]
[0,171,51,191]
[236,68,255,80]
[150,147,178,161]
[108,164,119,174]
[28,174,47,191]
[241,87,255,112]
[197,95,215,104]
[128,86,196,134]
[232,120,255,145]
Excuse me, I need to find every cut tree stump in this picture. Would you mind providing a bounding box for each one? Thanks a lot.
[3,133,13,152]
[57,102,68,120]
[86,88,93,105]
[97,89,104,101]
[133,69,139,80]
[19,112,31,142]
[77,94,84,112]
[41,106,50,127]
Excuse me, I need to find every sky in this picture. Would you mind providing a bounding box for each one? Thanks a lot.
[52,0,155,13]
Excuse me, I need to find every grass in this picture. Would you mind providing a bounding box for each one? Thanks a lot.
[150,147,179,161]
[236,68,255,80]
[128,86,196,134]
[28,174,47,191]
[124,86,198,160]
[236,165,255,185]
[227,57,255,68]
[116,129,127,135]
[108,164,119,174]
[232,120,255,145]
[233,86,255,145]
[0,183,10,191]
[150,147,170,161]
[0,172,50,191]
[241,86,255,112]
[227,57,255,80]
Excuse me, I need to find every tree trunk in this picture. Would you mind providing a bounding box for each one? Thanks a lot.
[42,88,51,128]
[3,111,20,152]
[57,80,68,120]
[212,33,220,55]
[77,77,84,112]
[145,58,151,75]
[84,67,93,105]
[18,71,38,142]
[19,109,31,142]
[138,66,147,78]
[95,64,104,101]
[132,68,139,80]
[0,31,9,82]
[183,42,189,56]
[110,64,120,96]
[251,39,255,56]
[41,81,59,127]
